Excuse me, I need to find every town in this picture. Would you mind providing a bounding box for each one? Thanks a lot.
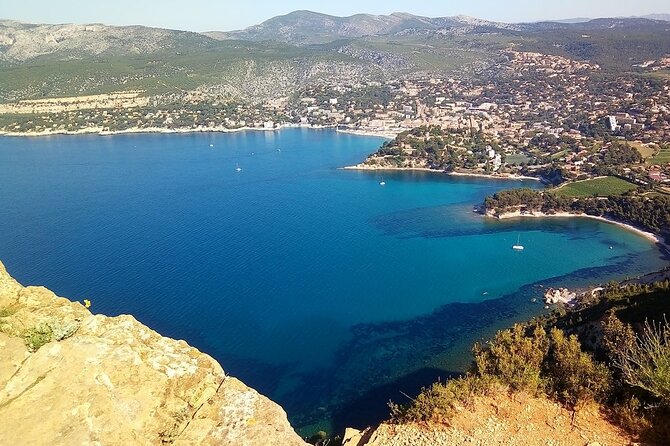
[1,50,669,193]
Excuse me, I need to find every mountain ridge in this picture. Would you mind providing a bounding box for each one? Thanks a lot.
[204,10,522,44]
[204,10,670,45]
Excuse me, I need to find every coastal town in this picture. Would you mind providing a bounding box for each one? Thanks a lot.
[1,50,669,193]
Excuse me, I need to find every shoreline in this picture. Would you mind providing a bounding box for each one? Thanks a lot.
[0,123,341,138]
[488,210,666,248]
[341,165,437,173]
[448,170,540,182]
[0,123,402,139]
[341,164,541,181]
[334,128,399,139]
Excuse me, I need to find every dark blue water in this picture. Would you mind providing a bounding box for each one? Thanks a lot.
[0,129,665,434]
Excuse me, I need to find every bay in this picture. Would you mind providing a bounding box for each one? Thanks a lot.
[0,129,665,434]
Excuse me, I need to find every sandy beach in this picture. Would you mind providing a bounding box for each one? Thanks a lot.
[490,210,665,247]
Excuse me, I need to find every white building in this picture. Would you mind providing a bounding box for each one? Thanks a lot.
[606,115,619,131]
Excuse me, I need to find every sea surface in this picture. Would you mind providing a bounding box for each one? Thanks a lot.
[0,129,666,435]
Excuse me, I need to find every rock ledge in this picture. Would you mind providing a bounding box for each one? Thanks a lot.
[0,261,307,446]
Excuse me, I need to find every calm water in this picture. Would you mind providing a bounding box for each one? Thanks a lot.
[0,129,666,434]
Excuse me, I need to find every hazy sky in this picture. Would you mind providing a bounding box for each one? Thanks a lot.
[1,0,668,31]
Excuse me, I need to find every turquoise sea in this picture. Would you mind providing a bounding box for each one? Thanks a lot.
[0,129,666,434]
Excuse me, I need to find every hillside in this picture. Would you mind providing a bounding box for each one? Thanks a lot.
[0,37,385,102]
[0,20,216,63]
[209,11,670,71]
[0,12,668,103]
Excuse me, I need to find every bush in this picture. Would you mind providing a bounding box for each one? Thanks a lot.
[24,323,54,352]
[390,375,497,424]
[23,320,80,352]
[609,396,652,436]
[602,314,637,359]
[544,328,611,408]
[608,316,670,406]
[472,324,548,393]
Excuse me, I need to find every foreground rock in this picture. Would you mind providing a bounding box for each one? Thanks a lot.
[0,261,307,446]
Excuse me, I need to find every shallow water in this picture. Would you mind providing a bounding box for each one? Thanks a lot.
[0,129,665,434]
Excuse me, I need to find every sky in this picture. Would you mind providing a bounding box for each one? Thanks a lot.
[1,0,668,32]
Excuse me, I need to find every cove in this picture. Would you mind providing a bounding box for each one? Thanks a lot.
[0,129,665,434]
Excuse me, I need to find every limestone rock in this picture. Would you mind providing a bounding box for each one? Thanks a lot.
[0,261,307,446]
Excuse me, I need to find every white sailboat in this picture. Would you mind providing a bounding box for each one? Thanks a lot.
[235,164,242,172]
[379,176,386,186]
[512,234,524,251]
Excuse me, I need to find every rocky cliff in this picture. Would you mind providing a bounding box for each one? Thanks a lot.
[0,261,307,446]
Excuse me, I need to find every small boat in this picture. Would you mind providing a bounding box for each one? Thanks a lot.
[379,176,386,186]
[512,234,524,251]
[209,144,214,147]
[235,164,242,172]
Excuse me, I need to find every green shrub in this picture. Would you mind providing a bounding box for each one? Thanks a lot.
[23,320,80,352]
[472,324,548,393]
[24,324,54,352]
[608,316,670,406]
[610,396,652,436]
[544,328,611,408]
[602,314,637,359]
[390,375,497,424]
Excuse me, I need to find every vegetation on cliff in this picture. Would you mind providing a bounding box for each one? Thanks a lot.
[391,281,670,443]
